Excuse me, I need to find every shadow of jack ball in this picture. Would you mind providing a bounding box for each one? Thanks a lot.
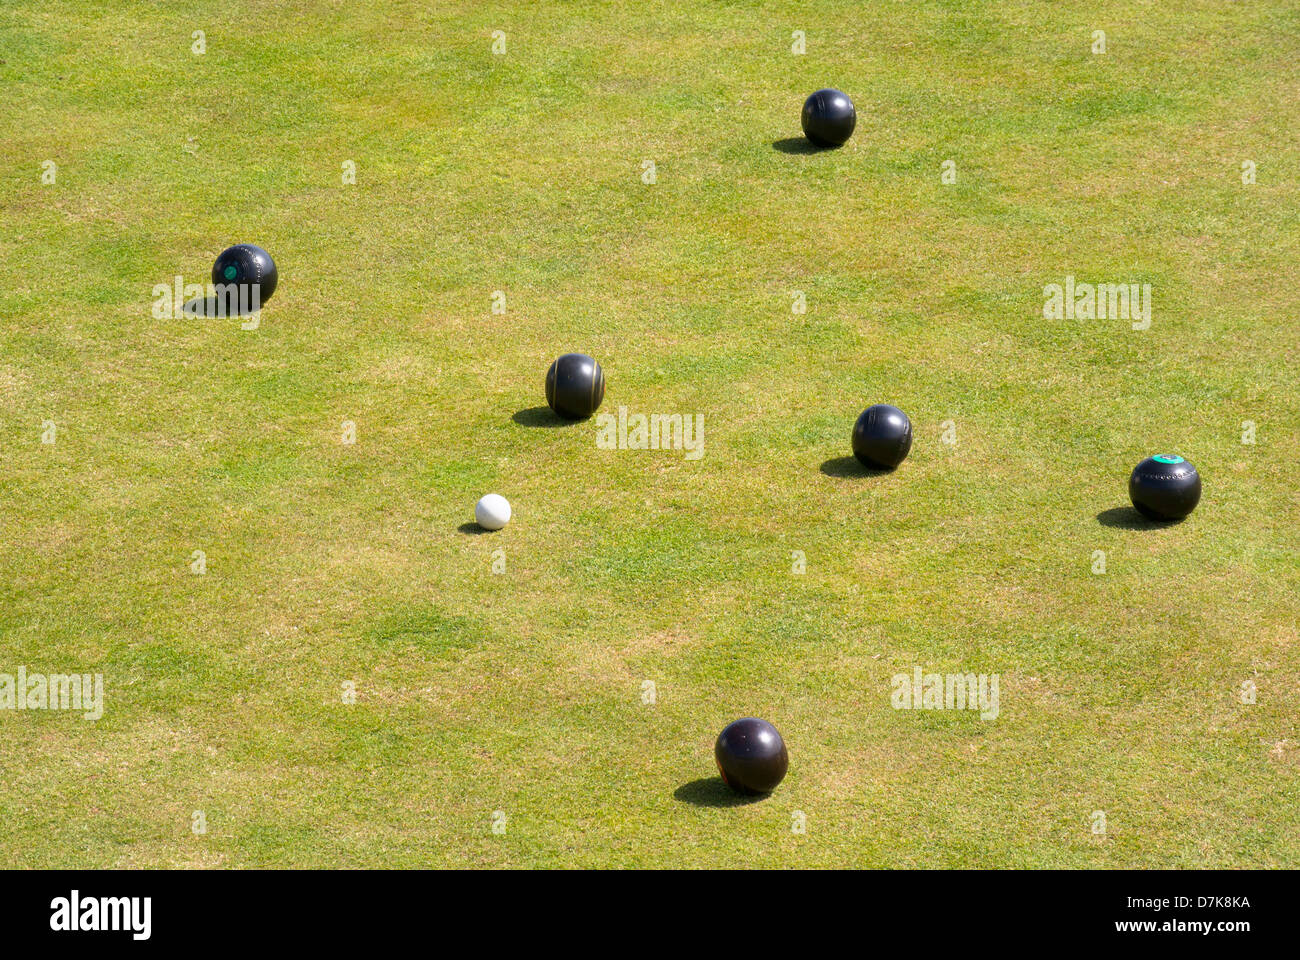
[715,717,788,795]
[1129,455,1201,521]
[852,404,913,469]
[212,244,278,304]
[545,353,605,420]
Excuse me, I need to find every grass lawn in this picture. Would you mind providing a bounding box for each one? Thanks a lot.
[0,0,1297,868]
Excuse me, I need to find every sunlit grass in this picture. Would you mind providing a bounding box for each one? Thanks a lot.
[0,0,1296,867]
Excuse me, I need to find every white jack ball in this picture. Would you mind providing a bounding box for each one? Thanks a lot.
[475,493,511,530]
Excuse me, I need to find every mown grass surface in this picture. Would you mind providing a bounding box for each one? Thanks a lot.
[0,0,1297,867]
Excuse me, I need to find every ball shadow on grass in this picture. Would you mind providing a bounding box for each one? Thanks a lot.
[1096,506,1182,530]
[182,296,261,319]
[673,777,767,808]
[512,405,578,428]
[457,522,491,535]
[820,456,895,478]
[771,136,824,155]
